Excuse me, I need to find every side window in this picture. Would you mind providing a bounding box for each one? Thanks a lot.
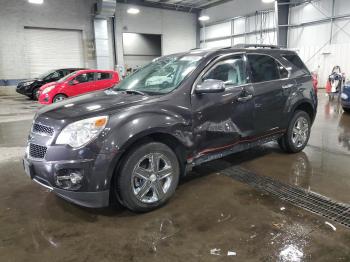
[97,72,112,80]
[203,56,247,86]
[282,54,310,75]
[49,71,60,80]
[62,70,71,76]
[247,54,280,83]
[58,70,65,78]
[75,73,94,83]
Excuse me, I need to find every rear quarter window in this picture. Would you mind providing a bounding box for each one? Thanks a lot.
[281,54,310,77]
[97,72,112,80]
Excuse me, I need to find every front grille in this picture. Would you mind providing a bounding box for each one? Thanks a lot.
[32,123,54,136]
[29,143,47,159]
[222,166,350,229]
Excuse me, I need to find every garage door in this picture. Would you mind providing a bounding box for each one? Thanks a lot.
[24,28,84,78]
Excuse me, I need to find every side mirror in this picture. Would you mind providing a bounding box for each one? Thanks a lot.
[70,79,79,85]
[195,79,225,94]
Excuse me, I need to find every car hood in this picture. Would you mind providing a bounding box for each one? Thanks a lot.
[37,89,155,120]
[19,78,39,84]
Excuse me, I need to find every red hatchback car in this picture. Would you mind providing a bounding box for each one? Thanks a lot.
[38,69,119,104]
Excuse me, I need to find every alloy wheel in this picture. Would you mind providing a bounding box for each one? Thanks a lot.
[292,116,309,148]
[131,153,173,204]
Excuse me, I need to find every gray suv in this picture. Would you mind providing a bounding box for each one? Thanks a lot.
[23,44,317,212]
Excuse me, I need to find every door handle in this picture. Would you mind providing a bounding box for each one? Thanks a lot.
[282,84,294,89]
[237,94,253,102]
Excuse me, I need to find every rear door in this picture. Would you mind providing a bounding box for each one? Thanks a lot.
[95,72,113,91]
[247,54,294,134]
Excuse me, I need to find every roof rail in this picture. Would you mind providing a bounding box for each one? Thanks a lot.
[233,44,280,49]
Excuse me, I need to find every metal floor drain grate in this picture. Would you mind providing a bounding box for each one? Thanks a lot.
[221,166,350,228]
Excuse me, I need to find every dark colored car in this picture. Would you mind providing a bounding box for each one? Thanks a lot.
[23,45,317,212]
[16,68,85,99]
[341,82,350,113]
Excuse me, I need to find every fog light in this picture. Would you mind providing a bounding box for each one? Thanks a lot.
[55,169,83,190]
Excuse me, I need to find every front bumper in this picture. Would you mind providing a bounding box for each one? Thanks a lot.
[16,85,33,96]
[38,93,51,104]
[23,153,113,208]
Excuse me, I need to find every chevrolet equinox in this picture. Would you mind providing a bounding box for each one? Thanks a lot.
[23,45,317,212]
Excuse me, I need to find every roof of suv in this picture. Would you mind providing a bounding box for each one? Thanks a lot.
[185,44,298,58]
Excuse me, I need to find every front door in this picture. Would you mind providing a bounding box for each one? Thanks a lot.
[191,54,256,157]
[71,72,96,96]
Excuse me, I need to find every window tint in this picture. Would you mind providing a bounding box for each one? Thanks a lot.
[203,56,247,86]
[247,54,279,83]
[282,54,309,74]
[75,73,94,83]
[97,72,112,80]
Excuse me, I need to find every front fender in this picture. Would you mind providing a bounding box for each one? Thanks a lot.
[102,110,192,154]
[97,108,193,190]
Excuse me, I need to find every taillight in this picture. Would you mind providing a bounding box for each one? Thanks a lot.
[312,76,318,96]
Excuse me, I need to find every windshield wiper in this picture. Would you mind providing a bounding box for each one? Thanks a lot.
[124,90,147,96]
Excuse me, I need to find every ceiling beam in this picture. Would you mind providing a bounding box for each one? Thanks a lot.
[117,0,201,13]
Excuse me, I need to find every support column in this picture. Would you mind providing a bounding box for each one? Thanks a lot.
[275,0,289,48]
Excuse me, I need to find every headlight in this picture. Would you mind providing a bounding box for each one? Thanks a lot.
[23,81,34,86]
[341,93,349,100]
[42,85,56,94]
[56,116,108,148]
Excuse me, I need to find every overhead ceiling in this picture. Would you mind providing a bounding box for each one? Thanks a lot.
[117,0,233,12]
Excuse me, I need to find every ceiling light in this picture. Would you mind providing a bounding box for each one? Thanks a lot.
[28,0,44,4]
[262,0,274,3]
[198,15,210,21]
[127,8,140,14]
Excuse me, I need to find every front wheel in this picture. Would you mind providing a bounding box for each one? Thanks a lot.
[31,88,40,100]
[53,94,67,103]
[116,142,180,212]
[279,110,311,153]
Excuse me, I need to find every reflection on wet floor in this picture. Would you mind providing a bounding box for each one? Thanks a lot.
[0,92,350,261]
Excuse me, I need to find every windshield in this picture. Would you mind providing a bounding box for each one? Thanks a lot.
[37,70,56,79]
[113,55,203,95]
[58,71,77,83]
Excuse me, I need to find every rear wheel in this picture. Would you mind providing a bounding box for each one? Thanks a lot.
[279,110,311,153]
[116,142,180,212]
[53,94,67,103]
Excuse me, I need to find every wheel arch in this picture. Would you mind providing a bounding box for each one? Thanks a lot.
[52,93,68,102]
[108,131,189,204]
[291,100,316,123]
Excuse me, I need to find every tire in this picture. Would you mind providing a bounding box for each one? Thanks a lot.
[53,94,67,103]
[116,142,180,212]
[343,107,350,113]
[32,88,40,100]
[279,110,311,153]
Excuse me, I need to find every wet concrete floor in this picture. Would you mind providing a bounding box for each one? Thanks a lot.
[0,92,350,261]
